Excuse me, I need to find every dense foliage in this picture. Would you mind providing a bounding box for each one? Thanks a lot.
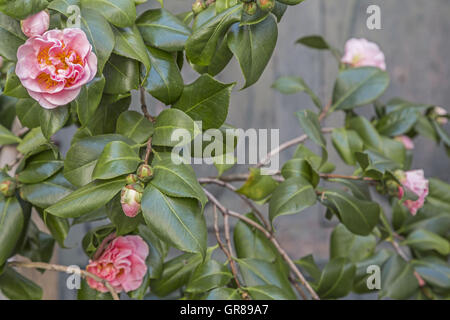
[0,0,449,300]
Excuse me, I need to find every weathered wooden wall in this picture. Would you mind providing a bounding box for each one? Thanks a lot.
[50,0,450,298]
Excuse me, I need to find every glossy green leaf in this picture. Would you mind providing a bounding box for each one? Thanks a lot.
[137,8,191,52]
[376,107,419,136]
[17,127,47,155]
[152,108,199,147]
[103,54,140,94]
[141,184,207,255]
[3,67,29,98]
[0,197,24,266]
[316,258,356,299]
[237,168,278,201]
[348,116,383,152]
[77,279,113,300]
[331,67,389,111]
[330,224,376,262]
[81,0,136,28]
[402,229,450,255]
[321,189,380,236]
[294,254,321,282]
[296,35,330,50]
[144,46,184,105]
[45,177,126,218]
[272,76,322,109]
[246,285,293,300]
[227,14,277,88]
[15,98,41,128]
[331,128,364,165]
[138,225,168,279]
[204,287,241,300]
[92,141,141,180]
[0,124,21,145]
[39,106,69,140]
[17,150,63,184]
[116,110,153,143]
[412,257,450,290]
[72,76,106,127]
[186,4,243,66]
[379,255,419,299]
[0,267,42,300]
[186,259,232,293]
[0,12,26,61]
[352,249,391,294]
[173,74,234,130]
[269,177,316,223]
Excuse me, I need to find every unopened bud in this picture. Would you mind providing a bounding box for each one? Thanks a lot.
[432,106,448,125]
[137,164,153,182]
[244,2,257,15]
[120,184,143,218]
[257,0,275,12]
[192,0,206,15]
[125,173,139,184]
[0,179,16,197]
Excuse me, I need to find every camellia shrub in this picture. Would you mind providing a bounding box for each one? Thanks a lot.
[0,0,449,300]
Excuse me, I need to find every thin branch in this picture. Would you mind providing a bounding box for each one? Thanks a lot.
[199,177,272,232]
[140,87,155,123]
[144,136,153,165]
[289,276,308,300]
[203,188,320,300]
[8,261,120,300]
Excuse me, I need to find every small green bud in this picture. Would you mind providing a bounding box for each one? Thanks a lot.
[125,173,139,184]
[244,2,257,15]
[192,0,206,15]
[0,179,16,197]
[137,164,153,182]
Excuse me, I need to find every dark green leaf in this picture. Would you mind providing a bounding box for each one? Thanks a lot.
[0,124,21,145]
[331,128,364,165]
[15,98,41,128]
[39,106,69,140]
[379,255,419,299]
[116,110,153,143]
[81,0,136,28]
[152,108,199,147]
[330,224,376,262]
[0,197,24,266]
[237,168,278,201]
[0,267,42,300]
[72,76,106,127]
[272,76,322,109]
[246,285,293,300]
[17,150,63,184]
[402,229,450,255]
[103,54,140,94]
[316,258,356,299]
[186,259,232,293]
[0,12,25,61]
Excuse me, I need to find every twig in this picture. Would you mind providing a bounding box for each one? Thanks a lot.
[8,261,120,300]
[289,276,308,300]
[144,136,153,165]
[204,189,320,300]
[199,177,272,232]
[140,87,155,123]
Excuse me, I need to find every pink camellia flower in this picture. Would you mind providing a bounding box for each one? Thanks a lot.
[15,28,97,109]
[395,135,414,150]
[434,106,448,125]
[120,184,143,218]
[397,170,429,216]
[341,38,386,70]
[86,235,149,293]
[21,11,50,37]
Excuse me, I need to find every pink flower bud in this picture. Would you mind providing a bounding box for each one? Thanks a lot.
[433,106,448,125]
[120,184,143,218]
[0,179,16,197]
[20,11,50,38]
[137,164,153,182]
[394,135,414,150]
[397,170,429,216]
[341,38,386,70]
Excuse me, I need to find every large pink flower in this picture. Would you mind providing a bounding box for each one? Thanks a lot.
[341,38,386,70]
[398,170,429,216]
[21,11,50,38]
[15,28,97,109]
[86,235,149,293]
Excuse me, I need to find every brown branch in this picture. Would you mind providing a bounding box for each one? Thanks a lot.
[199,177,272,232]
[203,189,320,300]
[144,136,153,165]
[140,87,155,123]
[8,261,120,300]
[289,276,308,300]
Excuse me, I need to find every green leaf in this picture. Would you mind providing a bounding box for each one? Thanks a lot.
[402,229,450,255]
[204,287,241,300]
[15,98,41,128]
[17,127,47,155]
[331,128,364,165]
[137,8,191,52]
[79,8,115,73]
[353,249,392,294]
[227,14,278,88]
[39,106,70,140]
[0,267,42,300]
[422,178,450,215]
[141,185,207,255]
[316,258,356,299]
[272,76,322,109]
[296,35,330,50]
[81,0,136,28]
[0,197,24,266]
[412,257,450,290]
[116,110,153,143]
[72,76,106,127]
[292,144,335,173]
[152,108,199,147]
[77,279,113,300]
[0,124,21,145]
[376,107,419,136]
[144,45,184,105]
[379,255,419,299]
[246,285,293,300]
[150,252,203,297]
[92,141,141,180]
[330,224,376,263]
[192,34,233,76]
[186,4,243,66]
[18,219,55,263]
[45,177,126,218]
[0,0,48,20]
[17,150,63,184]
[138,225,168,279]
[237,258,296,299]
[42,212,70,248]
[64,134,135,187]
[432,119,450,147]
[321,189,380,236]
[331,67,389,111]
[3,67,29,98]
[234,213,278,262]
[269,177,316,223]
[348,116,383,152]
[112,24,151,78]
[294,254,321,281]
[236,168,278,201]
[103,54,140,94]
[20,172,75,209]
[296,109,326,156]
[186,259,232,293]
[150,161,208,208]
[0,12,25,61]
[173,74,234,130]
[280,159,319,187]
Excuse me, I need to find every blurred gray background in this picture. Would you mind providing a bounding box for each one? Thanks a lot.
[7,0,450,299]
